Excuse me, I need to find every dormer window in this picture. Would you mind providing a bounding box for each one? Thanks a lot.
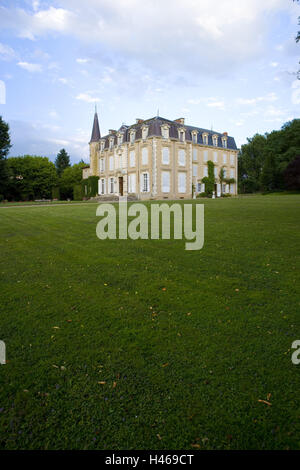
[142,126,148,140]
[222,138,227,148]
[178,128,186,142]
[100,140,105,152]
[117,134,123,146]
[202,133,208,145]
[212,135,218,147]
[161,125,170,139]
[130,131,136,145]
[109,138,114,150]
[191,131,198,144]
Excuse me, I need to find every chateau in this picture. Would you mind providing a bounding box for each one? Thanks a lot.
[83,111,238,199]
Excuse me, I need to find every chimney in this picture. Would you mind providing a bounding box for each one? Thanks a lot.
[223,132,228,137]
[136,119,144,124]
[175,118,185,125]
[109,129,117,134]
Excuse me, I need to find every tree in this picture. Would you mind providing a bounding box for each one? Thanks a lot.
[219,166,225,196]
[6,155,58,201]
[284,155,300,190]
[238,134,267,193]
[202,160,215,197]
[0,116,11,198]
[59,161,86,200]
[55,148,70,176]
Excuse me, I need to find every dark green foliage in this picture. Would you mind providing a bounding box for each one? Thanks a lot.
[284,155,300,190]
[59,161,86,200]
[202,160,215,197]
[82,175,99,198]
[73,183,83,201]
[239,119,300,193]
[0,116,11,196]
[55,149,70,177]
[5,155,58,201]
[51,186,60,200]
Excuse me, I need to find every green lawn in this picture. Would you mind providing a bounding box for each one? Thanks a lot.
[0,195,299,450]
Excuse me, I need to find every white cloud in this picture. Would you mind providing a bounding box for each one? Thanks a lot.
[270,62,279,67]
[236,92,278,105]
[76,58,90,64]
[0,0,292,78]
[17,61,42,72]
[206,101,225,110]
[0,42,16,61]
[76,92,101,103]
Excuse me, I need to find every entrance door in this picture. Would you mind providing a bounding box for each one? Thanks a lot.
[119,177,123,196]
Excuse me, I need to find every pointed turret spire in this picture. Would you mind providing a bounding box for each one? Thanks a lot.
[90,107,101,142]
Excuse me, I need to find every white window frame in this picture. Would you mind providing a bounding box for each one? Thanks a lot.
[230,169,235,179]
[130,150,135,167]
[142,127,148,140]
[230,154,235,166]
[213,152,218,163]
[162,171,170,193]
[178,149,186,166]
[100,158,105,172]
[109,177,114,194]
[204,150,208,162]
[99,178,106,195]
[128,173,136,193]
[213,136,218,147]
[141,172,150,192]
[162,147,170,165]
[109,156,114,171]
[193,164,198,177]
[142,147,148,165]
[203,134,208,145]
[130,131,135,144]
[178,172,186,194]
[204,166,208,177]
[223,153,227,164]
[193,149,197,161]
[222,138,227,148]
[161,126,169,139]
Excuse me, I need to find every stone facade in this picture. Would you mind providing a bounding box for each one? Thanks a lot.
[84,114,239,199]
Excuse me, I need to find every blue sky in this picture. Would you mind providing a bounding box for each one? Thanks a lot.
[0,0,299,163]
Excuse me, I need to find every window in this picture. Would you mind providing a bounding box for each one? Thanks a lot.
[142,148,148,165]
[193,149,197,161]
[223,153,227,164]
[162,147,170,165]
[142,127,148,140]
[162,171,170,193]
[162,126,169,139]
[100,158,105,172]
[109,156,114,171]
[141,172,149,192]
[214,167,218,177]
[109,177,114,194]
[197,183,202,192]
[130,132,135,144]
[109,139,114,150]
[130,151,135,167]
[99,178,105,195]
[179,130,185,142]
[128,173,136,193]
[213,136,218,147]
[230,184,234,194]
[117,134,123,146]
[204,166,208,177]
[178,149,186,166]
[192,133,197,144]
[222,139,227,148]
[223,169,227,178]
[193,164,198,177]
[230,169,235,179]
[230,154,235,166]
[213,152,218,163]
[203,134,208,145]
[100,141,105,152]
[178,173,186,193]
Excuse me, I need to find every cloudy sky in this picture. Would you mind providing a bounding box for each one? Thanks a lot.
[0,0,299,163]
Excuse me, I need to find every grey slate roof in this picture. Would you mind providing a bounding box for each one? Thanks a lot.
[97,116,238,151]
[90,112,101,142]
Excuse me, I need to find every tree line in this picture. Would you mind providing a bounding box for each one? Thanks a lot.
[238,119,300,193]
[0,116,89,201]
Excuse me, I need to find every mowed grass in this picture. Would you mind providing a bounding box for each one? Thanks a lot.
[0,195,299,450]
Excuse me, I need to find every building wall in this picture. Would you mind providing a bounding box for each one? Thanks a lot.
[92,134,238,199]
